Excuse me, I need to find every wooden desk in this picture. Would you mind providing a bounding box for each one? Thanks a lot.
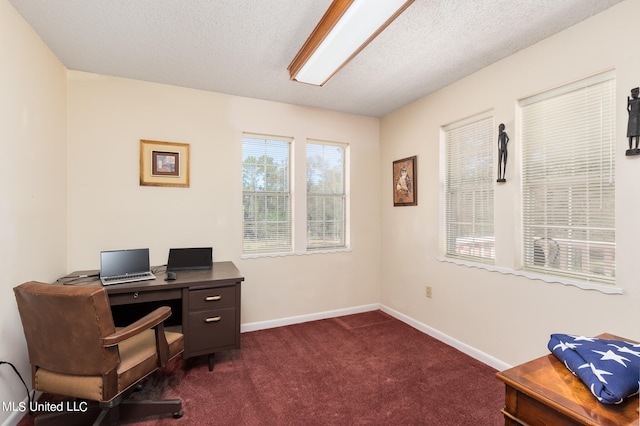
[70,261,244,371]
[496,334,639,426]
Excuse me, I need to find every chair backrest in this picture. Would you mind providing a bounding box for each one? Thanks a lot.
[533,237,560,268]
[14,281,120,376]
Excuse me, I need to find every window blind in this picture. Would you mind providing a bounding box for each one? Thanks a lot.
[242,134,292,254]
[443,112,495,263]
[520,72,615,284]
[306,141,347,250]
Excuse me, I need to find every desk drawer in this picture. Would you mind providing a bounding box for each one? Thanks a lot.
[505,388,578,426]
[187,307,236,353]
[189,286,236,310]
[108,288,182,306]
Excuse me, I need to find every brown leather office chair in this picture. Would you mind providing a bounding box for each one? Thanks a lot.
[14,281,185,426]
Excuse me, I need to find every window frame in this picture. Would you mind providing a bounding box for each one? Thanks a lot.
[241,134,351,258]
[519,71,616,286]
[306,140,348,251]
[441,111,496,265]
[241,133,293,255]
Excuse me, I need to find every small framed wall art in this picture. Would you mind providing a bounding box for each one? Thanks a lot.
[393,155,417,206]
[140,139,190,187]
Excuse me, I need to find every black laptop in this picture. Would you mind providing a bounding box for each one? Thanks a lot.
[167,247,213,271]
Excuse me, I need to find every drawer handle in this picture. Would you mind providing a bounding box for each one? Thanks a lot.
[205,316,221,323]
[133,292,139,299]
[205,295,221,301]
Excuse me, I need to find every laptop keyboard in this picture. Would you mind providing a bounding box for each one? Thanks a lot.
[104,273,146,281]
[102,272,155,285]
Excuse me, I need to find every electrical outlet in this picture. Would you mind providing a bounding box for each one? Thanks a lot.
[425,285,433,298]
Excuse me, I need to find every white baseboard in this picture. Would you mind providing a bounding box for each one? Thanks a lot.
[1,411,21,426]
[379,304,512,371]
[240,303,511,371]
[1,392,41,426]
[240,303,380,333]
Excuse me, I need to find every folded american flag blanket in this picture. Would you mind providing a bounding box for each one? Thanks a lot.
[548,334,640,404]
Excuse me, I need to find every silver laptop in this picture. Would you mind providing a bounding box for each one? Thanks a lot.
[100,248,156,285]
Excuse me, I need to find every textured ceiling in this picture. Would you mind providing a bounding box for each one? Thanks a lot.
[9,0,623,117]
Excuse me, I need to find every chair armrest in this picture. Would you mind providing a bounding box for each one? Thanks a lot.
[103,306,171,347]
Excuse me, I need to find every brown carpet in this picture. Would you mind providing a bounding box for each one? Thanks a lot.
[19,310,504,425]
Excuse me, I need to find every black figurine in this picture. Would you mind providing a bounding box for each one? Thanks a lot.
[627,87,640,156]
[497,123,509,182]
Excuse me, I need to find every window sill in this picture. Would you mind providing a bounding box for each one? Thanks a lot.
[436,256,622,295]
[241,247,352,259]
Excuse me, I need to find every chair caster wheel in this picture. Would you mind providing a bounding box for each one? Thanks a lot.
[173,409,184,418]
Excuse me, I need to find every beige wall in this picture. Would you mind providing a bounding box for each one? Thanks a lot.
[380,0,640,367]
[66,73,381,326]
[4,0,640,422]
[0,0,67,423]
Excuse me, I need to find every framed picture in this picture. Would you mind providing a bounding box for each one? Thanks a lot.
[393,156,417,206]
[140,140,190,187]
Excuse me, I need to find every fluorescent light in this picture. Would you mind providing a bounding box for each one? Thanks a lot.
[288,0,414,86]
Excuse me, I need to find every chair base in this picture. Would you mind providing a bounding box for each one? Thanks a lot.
[33,398,183,426]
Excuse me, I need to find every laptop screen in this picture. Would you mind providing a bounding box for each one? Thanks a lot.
[167,247,213,271]
[100,248,151,277]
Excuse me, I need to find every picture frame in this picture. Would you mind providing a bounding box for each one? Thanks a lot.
[140,140,190,187]
[393,156,417,206]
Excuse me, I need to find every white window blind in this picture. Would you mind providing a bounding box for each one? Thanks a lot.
[242,134,292,254]
[306,141,347,250]
[443,112,495,263]
[521,72,615,284]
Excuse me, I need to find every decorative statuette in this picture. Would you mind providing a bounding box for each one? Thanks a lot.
[627,87,640,156]
[497,123,509,182]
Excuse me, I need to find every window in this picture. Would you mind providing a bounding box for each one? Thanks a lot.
[242,134,291,254]
[307,141,347,250]
[520,72,615,284]
[443,112,495,263]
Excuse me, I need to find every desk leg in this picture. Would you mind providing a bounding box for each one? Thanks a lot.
[208,353,215,371]
[502,386,521,426]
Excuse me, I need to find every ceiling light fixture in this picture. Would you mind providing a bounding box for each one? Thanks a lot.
[288,0,414,86]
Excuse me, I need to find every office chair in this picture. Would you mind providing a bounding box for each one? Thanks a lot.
[533,237,560,268]
[13,281,184,426]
